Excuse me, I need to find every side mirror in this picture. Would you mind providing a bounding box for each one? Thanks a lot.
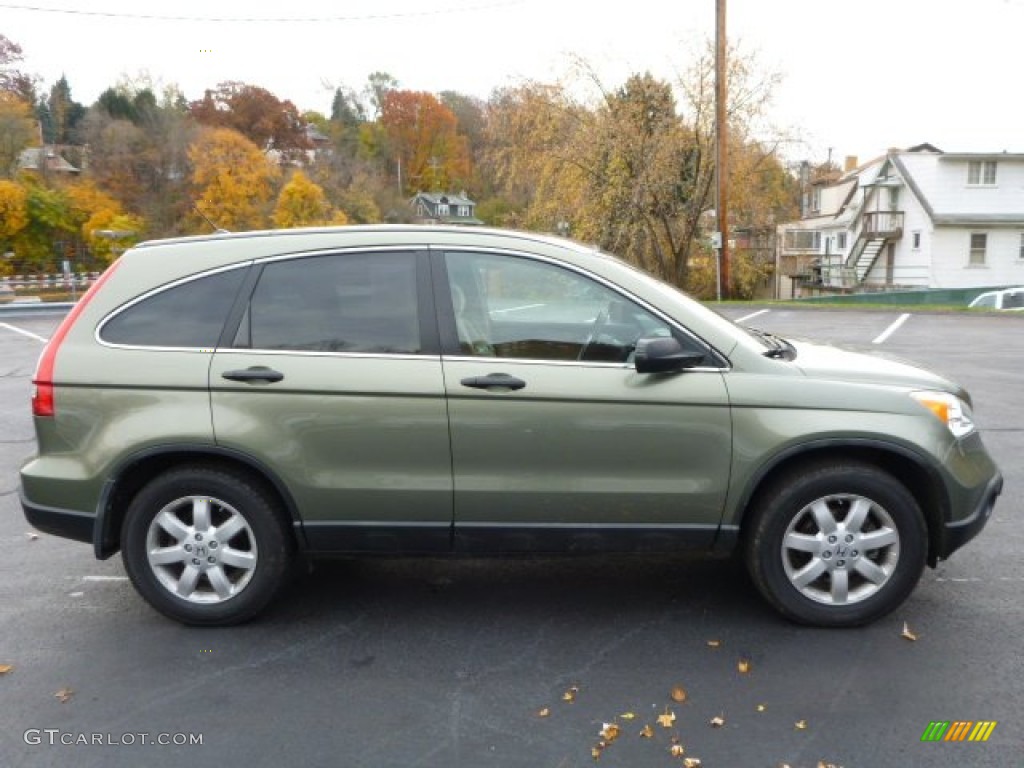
[634,336,706,374]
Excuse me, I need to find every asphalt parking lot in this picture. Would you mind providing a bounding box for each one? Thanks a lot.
[1,307,1021,768]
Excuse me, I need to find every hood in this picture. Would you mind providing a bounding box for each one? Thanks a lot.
[789,339,964,397]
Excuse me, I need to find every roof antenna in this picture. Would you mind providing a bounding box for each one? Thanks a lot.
[193,202,229,234]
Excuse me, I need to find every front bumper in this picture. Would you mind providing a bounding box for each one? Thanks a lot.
[939,471,1003,560]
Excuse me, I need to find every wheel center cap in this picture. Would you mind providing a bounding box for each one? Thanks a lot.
[195,544,208,558]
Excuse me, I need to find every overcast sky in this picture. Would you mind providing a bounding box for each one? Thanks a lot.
[4,0,1023,165]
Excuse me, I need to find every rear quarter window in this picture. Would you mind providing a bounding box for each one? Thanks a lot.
[99,267,247,348]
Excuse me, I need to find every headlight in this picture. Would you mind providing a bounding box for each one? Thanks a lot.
[911,391,975,438]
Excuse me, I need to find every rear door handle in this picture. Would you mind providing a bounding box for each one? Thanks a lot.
[222,366,284,383]
[460,373,526,391]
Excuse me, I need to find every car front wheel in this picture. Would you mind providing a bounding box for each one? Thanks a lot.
[744,462,927,627]
[121,466,294,626]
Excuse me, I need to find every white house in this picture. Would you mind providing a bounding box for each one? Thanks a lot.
[777,144,1024,297]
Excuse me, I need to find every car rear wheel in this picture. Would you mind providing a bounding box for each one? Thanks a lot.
[744,462,927,627]
[121,466,294,626]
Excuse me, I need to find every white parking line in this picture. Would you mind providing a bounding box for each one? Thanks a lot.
[872,313,910,345]
[735,309,770,324]
[0,321,49,343]
[81,575,130,582]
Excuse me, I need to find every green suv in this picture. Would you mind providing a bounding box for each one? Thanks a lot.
[20,226,1002,627]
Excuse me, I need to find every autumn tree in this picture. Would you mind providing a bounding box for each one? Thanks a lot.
[273,170,334,228]
[189,127,279,231]
[6,177,76,270]
[0,178,28,265]
[481,45,790,293]
[81,84,197,235]
[63,178,144,262]
[0,34,36,103]
[190,82,309,161]
[364,71,398,119]
[380,90,471,194]
[482,82,590,227]
[0,92,36,176]
[440,90,488,191]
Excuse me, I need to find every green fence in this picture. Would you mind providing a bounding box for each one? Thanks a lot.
[795,285,1020,306]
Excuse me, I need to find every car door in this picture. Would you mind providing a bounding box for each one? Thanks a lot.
[210,249,453,553]
[434,249,732,554]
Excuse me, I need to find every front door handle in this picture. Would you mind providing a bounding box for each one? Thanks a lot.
[460,373,526,391]
[222,366,284,383]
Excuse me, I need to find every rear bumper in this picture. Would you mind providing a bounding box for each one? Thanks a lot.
[940,472,1003,560]
[21,492,96,544]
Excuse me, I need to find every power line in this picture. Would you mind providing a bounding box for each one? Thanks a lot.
[0,0,523,23]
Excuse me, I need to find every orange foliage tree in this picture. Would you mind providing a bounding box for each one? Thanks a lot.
[380,90,470,194]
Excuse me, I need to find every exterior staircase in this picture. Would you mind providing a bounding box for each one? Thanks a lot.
[844,211,904,284]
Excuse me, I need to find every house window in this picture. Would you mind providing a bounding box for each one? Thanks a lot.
[810,187,821,214]
[969,233,987,266]
[836,232,848,250]
[967,161,997,185]
[784,230,821,251]
[457,205,470,217]
[912,231,921,250]
[437,203,450,216]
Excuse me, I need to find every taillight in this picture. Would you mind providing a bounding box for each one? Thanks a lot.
[32,260,122,417]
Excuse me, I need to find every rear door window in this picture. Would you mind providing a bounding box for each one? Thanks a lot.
[236,252,422,354]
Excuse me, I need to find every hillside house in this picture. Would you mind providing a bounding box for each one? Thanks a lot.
[776,144,1024,297]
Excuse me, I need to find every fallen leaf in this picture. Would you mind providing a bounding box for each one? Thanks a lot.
[669,744,685,757]
[0,664,13,675]
[683,759,703,768]
[657,709,677,728]
[670,685,687,703]
[25,532,39,541]
[537,708,550,718]
[901,622,918,641]
[562,685,579,703]
[620,712,636,720]
[599,723,620,743]
[795,720,808,730]
[54,687,74,703]
[639,724,654,738]
[706,639,721,648]
[591,746,602,760]
[737,658,752,674]
[756,704,767,712]
[817,763,841,768]
[709,715,725,728]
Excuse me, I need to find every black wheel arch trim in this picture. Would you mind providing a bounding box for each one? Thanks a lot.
[94,443,307,559]
[718,437,950,553]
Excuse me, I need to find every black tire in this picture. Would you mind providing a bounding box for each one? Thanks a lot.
[121,466,294,626]
[744,461,927,627]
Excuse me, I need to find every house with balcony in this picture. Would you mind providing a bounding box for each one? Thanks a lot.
[776,144,1024,297]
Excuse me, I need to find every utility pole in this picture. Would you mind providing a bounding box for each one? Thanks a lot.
[715,0,730,299]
